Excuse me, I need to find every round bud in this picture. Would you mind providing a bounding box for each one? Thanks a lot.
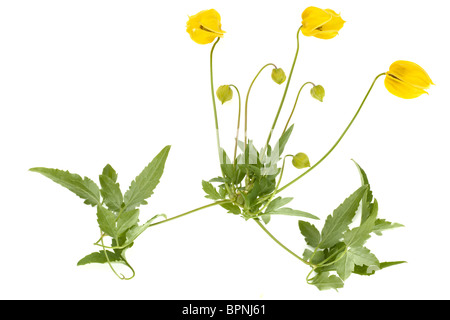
[216,85,233,104]
[310,84,325,102]
[271,68,286,85]
[292,153,311,169]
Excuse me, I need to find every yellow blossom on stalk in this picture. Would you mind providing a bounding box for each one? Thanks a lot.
[186,9,225,44]
[384,60,434,99]
[301,7,345,39]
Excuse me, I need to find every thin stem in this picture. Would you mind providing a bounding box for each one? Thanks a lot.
[100,231,126,280]
[244,63,277,150]
[277,73,386,194]
[265,26,303,148]
[209,37,222,165]
[94,200,231,250]
[254,218,313,266]
[149,200,230,228]
[229,84,242,163]
[282,81,315,134]
[254,154,293,215]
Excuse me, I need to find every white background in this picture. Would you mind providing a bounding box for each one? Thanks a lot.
[1,0,449,300]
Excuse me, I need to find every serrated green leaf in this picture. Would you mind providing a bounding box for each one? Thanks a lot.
[123,145,170,211]
[99,174,123,212]
[344,199,378,247]
[308,272,344,291]
[265,197,293,213]
[373,219,405,236]
[96,206,117,237]
[319,185,368,249]
[77,250,123,266]
[353,261,406,276]
[220,203,241,215]
[202,180,222,200]
[30,167,100,206]
[299,221,321,247]
[335,251,354,280]
[117,208,140,236]
[335,247,379,280]
[267,207,319,220]
[122,214,167,248]
[352,160,373,224]
[101,164,118,183]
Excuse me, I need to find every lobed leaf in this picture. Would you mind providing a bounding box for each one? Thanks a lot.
[29,167,100,206]
[123,145,170,211]
[319,185,368,249]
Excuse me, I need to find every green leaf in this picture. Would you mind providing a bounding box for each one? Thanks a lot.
[29,167,100,206]
[299,221,321,247]
[99,173,123,212]
[122,214,167,248]
[202,180,222,200]
[265,197,293,213]
[308,272,344,291]
[77,250,123,266]
[96,206,117,237]
[373,219,404,236]
[269,124,294,164]
[344,199,379,248]
[352,160,373,223]
[353,261,407,276]
[319,185,368,249]
[267,207,319,220]
[220,203,241,215]
[117,209,140,236]
[335,247,379,280]
[101,164,118,182]
[123,145,170,211]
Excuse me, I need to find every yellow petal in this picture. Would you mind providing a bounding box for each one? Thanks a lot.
[301,7,345,39]
[301,7,332,35]
[384,75,427,99]
[387,60,433,90]
[186,9,225,45]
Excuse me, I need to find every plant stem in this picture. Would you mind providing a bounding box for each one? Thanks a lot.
[265,26,303,149]
[244,63,277,150]
[149,200,231,228]
[229,84,242,163]
[254,218,313,266]
[94,200,231,250]
[276,73,386,194]
[209,37,222,165]
[282,81,315,134]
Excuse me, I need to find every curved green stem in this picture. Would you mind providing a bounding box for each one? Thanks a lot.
[282,81,315,134]
[94,200,231,250]
[229,84,242,163]
[276,73,386,194]
[254,218,313,266]
[244,63,277,150]
[265,26,303,148]
[209,38,222,165]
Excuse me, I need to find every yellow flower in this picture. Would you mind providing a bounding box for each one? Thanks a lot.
[384,61,434,99]
[301,7,345,39]
[186,9,225,45]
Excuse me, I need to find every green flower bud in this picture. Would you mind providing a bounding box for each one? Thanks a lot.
[216,85,233,104]
[310,84,325,102]
[292,153,310,169]
[271,68,286,85]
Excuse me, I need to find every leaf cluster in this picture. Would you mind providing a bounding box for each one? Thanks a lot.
[30,146,171,278]
[299,160,405,290]
[202,125,318,222]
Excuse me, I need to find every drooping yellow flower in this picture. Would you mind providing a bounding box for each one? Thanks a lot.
[301,7,345,39]
[186,9,225,45]
[384,61,434,99]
